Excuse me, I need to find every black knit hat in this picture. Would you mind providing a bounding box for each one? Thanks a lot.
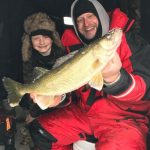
[73,0,98,20]
[30,29,52,37]
[73,0,102,44]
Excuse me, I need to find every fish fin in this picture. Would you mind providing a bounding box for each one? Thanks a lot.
[53,50,78,69]
[2,77,23,107]
[92,59,102,69]
[33,67,49,82]
[89,73,103,91]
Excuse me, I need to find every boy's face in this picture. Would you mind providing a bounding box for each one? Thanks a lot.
[76,12,99,40]
[31,35,52,54]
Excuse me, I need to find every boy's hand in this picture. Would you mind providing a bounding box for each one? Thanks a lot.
[30,94,64,110]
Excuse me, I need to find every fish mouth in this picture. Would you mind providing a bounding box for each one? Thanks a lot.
[108,28,122,34]
[104,28,122,40]
[100,28,122,50]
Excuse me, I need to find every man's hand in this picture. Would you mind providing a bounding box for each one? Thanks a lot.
[30,94,64,110]
[102,52,122,84]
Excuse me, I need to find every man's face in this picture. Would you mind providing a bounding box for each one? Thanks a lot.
[76,12,99,40]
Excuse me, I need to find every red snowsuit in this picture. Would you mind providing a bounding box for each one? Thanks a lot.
[37,8,150,150]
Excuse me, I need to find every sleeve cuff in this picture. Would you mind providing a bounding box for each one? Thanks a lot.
[56,93,71,107]
[103,68,132,95]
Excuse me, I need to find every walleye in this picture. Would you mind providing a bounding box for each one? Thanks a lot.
[2,28,122,109]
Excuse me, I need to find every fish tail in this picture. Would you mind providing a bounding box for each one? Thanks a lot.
[2,77,23,107]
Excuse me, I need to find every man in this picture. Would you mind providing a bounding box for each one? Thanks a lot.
[63,0,150,149]
[28,0,150,150]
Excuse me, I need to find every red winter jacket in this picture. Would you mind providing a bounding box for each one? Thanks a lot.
[61,8,150,137]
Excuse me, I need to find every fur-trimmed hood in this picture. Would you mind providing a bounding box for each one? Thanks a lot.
[22,12,63,62]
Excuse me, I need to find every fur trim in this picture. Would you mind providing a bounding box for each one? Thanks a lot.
[22,12,63,62]
[22,33,32,62]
